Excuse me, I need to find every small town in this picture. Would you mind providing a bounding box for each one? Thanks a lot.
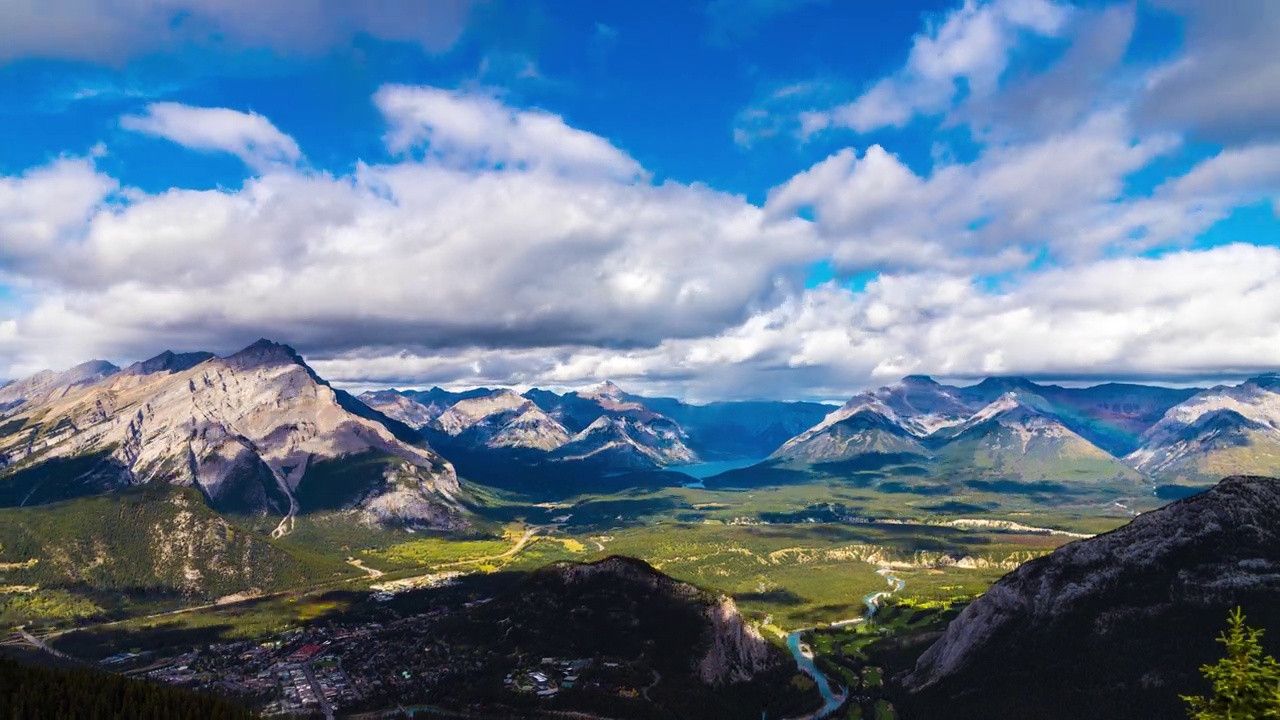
[105,604,473,717]
[101,595,659,718]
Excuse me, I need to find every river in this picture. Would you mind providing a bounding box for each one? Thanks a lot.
[783,568,906,719]
[862,568,906,619]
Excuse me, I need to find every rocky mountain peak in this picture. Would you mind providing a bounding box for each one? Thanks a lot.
[900,374,939,386]
[581,414,629,435]
[357,390,441,429]
[964,376,1039,400]
[580,380,628,402]
[0,359,121,413]
[220,338,306,371]
[125,350,216,376]
[69,359,123,378]
[0,340,465,529]
[967,391,1022,421]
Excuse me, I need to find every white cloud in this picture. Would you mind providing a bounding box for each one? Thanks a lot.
[0,158,117,272]
[306,243,1280,402]
[2,79,1279,401]
[767,110,1184,271]
[0,0,477,64]
[120,103,303,171]
[958,3,1138,141]
[0,86,820,380]
[375,85,643,180]
[804,0,1072,135]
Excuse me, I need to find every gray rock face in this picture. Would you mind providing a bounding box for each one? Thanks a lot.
[0,340,464,528]
[364,382,831,466]
[930,392,1145,482]
[771,407,929,463]
[550,415,696,469]
[358,390,446,429]
[698,595,779,685]
[899,476,1280,720]
[432,389,571,451]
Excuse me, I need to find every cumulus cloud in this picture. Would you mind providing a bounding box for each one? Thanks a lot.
[121,103,303,170]
[0,158,118,273]
[306,243,1280,402]
[959,2,1137,141]
[2,54,1279,400]
[0,0,477,64]
[801,0,1072,136]
[0,85,820,380]
[766,111,1191,271]
[375,85,642,180]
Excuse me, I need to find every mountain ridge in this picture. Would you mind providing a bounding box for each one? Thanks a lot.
[769,375,1280,483]
[898,475,1280,720]
[0,340,466,531]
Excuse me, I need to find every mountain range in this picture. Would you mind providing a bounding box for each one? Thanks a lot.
[768,374,1280,485]
[359,380,832,473]
[6,341,1280,529]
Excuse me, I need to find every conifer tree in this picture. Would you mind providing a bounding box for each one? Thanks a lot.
[1182,607,1280,719]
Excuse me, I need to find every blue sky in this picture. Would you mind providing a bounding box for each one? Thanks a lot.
[0,0,1278,401]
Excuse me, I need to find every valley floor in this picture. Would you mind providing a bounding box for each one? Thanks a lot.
[0,472,1160,718]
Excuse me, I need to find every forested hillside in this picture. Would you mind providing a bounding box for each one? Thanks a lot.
[0,485,353,625]
[0,653,253,719]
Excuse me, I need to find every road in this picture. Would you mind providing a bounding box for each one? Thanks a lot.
[18,627,73,660]
[346,558,384,578]
[442,524,548,568]
[303,662,335,720]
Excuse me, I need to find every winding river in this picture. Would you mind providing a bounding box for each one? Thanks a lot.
[784,568,906,719]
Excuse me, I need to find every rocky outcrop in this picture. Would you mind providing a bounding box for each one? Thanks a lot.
[898,476,1280,720]
[699,596,778,685]
[551,556,783,685]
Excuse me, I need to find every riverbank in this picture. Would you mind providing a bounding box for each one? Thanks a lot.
[782,566,907,718]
